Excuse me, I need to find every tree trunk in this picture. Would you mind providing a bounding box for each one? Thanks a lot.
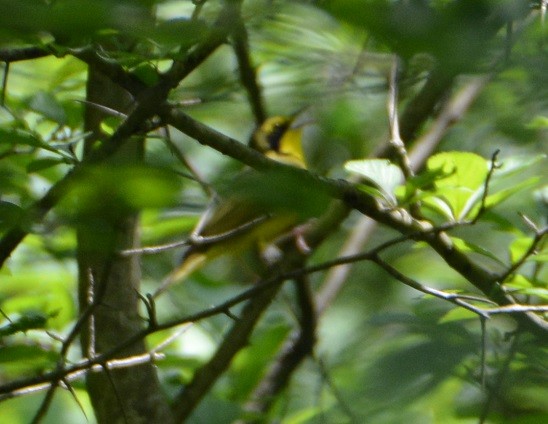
[77,65,173,424]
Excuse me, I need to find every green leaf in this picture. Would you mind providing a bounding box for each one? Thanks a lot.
[28,91,67,124]
[439,307,479,324]
[399,166,447,203]
[0,201,24,230]
[494,154,546,178]
[485,177,540,209]
[0,344,57,365]
[132,63,160,86]
[526,115,548,129]
[504,274,533,289]
[504,275,548,299]
[26,158,68,173]
[517,288,548,300]
[420,196,455,221]
[345,159,404,205]
[508,237,534,263]
[424,152,489,221]
[0,127,44,148]
[141,213,198,245]
[0,310,49,338]
[451,237,504,264]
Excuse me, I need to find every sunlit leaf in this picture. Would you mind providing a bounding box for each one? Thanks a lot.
[516,288,548,300]
[398,165,447,204]
[504,275,548,299]
[504,274,533,289]
[421,196,455,221]
[526,115,548,129]
[345,159,404,205]
[439,307,479,324]
[508,237,534,263]
[424,152,488,221]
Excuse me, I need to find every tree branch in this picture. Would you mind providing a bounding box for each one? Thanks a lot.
[163,107,548,338]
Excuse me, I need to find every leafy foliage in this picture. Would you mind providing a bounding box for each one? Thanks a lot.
[0,1,546,423]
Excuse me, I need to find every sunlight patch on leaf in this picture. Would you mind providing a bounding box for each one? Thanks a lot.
[424,152,488,221]
[508,237,535,264]
[345,159,404,205]
[526,115,548,129]
[439,307,478,324]
[504,274,533,289]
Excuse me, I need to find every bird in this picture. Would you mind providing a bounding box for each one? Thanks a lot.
[152,116,307,297]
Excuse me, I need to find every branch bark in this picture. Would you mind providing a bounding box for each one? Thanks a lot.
[77,64,173,424]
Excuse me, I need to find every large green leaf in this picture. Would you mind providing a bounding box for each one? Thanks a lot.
[423,152,489,221]
[345,159,404,206]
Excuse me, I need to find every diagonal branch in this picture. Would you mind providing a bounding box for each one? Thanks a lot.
[162,103,548,338]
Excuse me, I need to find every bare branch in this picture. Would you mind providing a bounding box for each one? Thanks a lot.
[387,56,414,180]
[497,226,547,283]
[472,149,501,223]
[230,0,266,125]
[0,46,50,62]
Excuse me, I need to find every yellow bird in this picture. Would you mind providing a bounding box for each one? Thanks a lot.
[153,116,306,297]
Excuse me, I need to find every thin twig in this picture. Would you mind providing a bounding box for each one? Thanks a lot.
[472,149,501,223]
[371,256,490,319]
[0,4,232,269]
[316,357,360,423]
[1,235,546,401]
[191,214,271,246]
[29,379,58,424]
[103,366,130,424]
[478,333,521,424]
[61,378,88,422]
[387,56,414,180]
[161,125,213,196]
[480,317,487,389]
[30,259,114,422]
[119,239,191,256]
[230,0,266,125]
[74,99,127,119]
[0,46,50,62]
[496,226,547,283]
